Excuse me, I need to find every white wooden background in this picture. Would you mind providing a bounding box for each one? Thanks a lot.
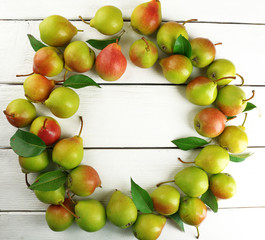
[1,0,265,239]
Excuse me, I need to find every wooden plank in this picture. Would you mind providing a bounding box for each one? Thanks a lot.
[0,208,264,239]
[1,0,265,23]
[0,148,264,210]
[0,85,263,148]
[0,21,265,85]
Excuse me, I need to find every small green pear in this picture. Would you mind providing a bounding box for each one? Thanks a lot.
[195,145,230,174]
[75,199,106,232]
[39,15,78,47]
[133,213,166,240]
[174,166,209,197]
[45,87,79,118]
[106,190,138,228]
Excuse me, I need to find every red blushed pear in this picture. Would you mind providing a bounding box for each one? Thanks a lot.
[30,116,61,146]
[95,41,127,81]
[131,0,162,35]
[194,107,227,138]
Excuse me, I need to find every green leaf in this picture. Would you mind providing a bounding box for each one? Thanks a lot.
[226,116,236,120]
[229,153,253,162]
[173,35,192,58]
[29,170,67,191]
[172,137,210,150]
[201,188,218,213]
[27,34,47,51]
[10,129,46,157]
[243,102,256,112]
[170,212,185,232]
[63,74,101,89]
[86,36,121,50]
[131,178,154,213]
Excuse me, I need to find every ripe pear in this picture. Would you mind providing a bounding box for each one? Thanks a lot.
[190,38,216,68]
[23,74,55,103]
[18,150,49,173]
[174,166,209,197]
[45,87,79,118]
[194,107,227,138]
[159,54,193,84]
[129,37,158,68]
[39,15,78,47]
[45,198,75,231]
[75,199,106,232]
[67,165,101,196]
[106,190,137,228]
[90,6,123,35]
[4,98,36,128]
[132,213,166,240]
[33,47,64,77]
[210,173,237,199]
[207,59,236,86]
[195,145,230,174]
[157,22,189,54]
[52,117,84,169]
[131,0,162,35]
[150,185,180,216]
[64,41,95,73]
[95,42,127,81]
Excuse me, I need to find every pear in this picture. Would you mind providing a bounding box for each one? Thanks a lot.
[106,190,137,228]
[95,42,127,81]
[67,165,101,196]
[132,213,166,240]
[157,22,189,54]
[150,185,180,216]
[131,0,162,35]
[45,87,79,118]
[174,166,209,197]
[39,15,78,47]
[64,41,95,73]
[52,117,84,170]
[33,47,64,77]
[195,145,230,174]
[90,6,123,35]
[159,54,193,84]
[75,199,106,232]
[4,98,36,128]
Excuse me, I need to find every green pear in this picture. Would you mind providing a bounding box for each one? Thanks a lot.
[18,150,49,173]
[4,98,36,128]
[156,22,188,54]
[159,54,192,84]
[106,190,137,228]
[133,213,166,240]
[207,59,236,86]
[210,173,237,199]
[90,6,123,35]
[45,87,79,118]
[39,15,78,47]
[174,166,209,197]
[195,145,230,174]
[150,185,180,216]
[75,199,106,232]
[64,41,95,73]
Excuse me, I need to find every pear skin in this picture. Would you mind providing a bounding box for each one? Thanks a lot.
[34,185,65,205]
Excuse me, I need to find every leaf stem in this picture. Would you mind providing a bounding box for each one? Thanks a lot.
[25,173,31,188]
[60,202,80,219]
[156,180,174,187]
[78,116,84,137]
[183,19,198,25]
[236,73,244,86]
[243,90,255,102]
[79,16,90,25]
[16,72,34,77]
[195,226,200,239]
[178,157,194,164]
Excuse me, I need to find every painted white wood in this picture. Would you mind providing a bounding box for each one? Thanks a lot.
[0,21,265,85]
[1,0,265,23]
[0,85,263,147]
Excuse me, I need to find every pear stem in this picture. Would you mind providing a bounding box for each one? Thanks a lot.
[214,76,236,83]
[77,29,84,32]
[78,116,84,137]
[243,90,255,102]
[236,73,245,86]
[25,173,31,188]
[195,226,200,239]
[59,202,80,219]
[156,180,174,187]
[67,190,77,205]
[242,113,248,127]
[16,72,34,77]
[79,16,90,25]
[214,42,222,46]
[178,157,194,164]
[141,37,150,52]
[64,70,69,82]
[183,19,198,25]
